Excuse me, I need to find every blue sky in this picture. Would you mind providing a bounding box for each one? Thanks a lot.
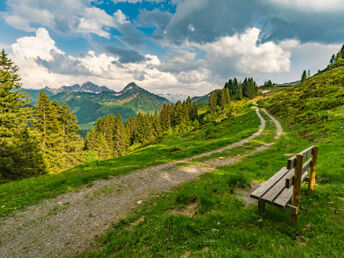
[0,0,343,96]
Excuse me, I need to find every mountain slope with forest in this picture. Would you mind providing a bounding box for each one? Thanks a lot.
[24,82,169,130]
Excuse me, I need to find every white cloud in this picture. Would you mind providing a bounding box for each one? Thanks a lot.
[3,0,128,38]
[2,15,35,32]
[9,27,210,96]
[266,0,344,12]
[11,28,64,61]
[192,28,291,78]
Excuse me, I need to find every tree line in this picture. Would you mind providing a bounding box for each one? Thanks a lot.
[224,77,258,100]
[84,98,199,160]
[0,50,83,182]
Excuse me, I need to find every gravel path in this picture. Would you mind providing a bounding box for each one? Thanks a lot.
[0,109,282,257]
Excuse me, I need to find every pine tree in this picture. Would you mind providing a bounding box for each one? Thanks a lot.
[208,91,217,117]
[172,101,184,126]
[152,113,163,139]
[242,78,258,99]
[113,114,128,156]
[96,134,112,160]
[190,101,199,121]
[33,90,63,172]
[59,103,83,169]
[0,49,46,180]
[224,87,230,105]
[330,54,336,65]
[301,70,307,82]
[159,103,172,131]
[85,127,97,151]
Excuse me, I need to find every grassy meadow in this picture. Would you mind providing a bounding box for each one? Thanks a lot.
[79,110,344,257]
[0,107,259,217]
[78,66,344,257]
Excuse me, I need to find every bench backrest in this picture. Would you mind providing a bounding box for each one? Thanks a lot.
[287,146,319,220]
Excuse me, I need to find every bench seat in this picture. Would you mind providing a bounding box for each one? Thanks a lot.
[250,167,309,208]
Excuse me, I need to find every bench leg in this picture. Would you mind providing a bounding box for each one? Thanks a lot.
[291,213,298,224]
[258,199,265,215]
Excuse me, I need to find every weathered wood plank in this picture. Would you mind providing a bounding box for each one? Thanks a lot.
[285,159,312,188]
[273,187,293,207]
[261,169,294,203]
[286,204,299,215]
[250,167,289,199]
[300,146,314,160]
[287,156,296,170]
[287,146,314,169]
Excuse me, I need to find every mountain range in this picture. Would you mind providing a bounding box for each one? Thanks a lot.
[23,82,170,131]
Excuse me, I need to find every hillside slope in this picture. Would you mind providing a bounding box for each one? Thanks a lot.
[24,82,169,130]
[262,65,344,140]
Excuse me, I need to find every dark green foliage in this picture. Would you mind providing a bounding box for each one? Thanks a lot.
[0,49,46,181]
[225,77,258,100]
[159,103,173,131]
[263,80,275,88]
[225,78,243,100]
[241,78,258,98]
[301,70,308,82]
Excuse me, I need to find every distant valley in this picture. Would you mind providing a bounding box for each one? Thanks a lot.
[23,82,170,131]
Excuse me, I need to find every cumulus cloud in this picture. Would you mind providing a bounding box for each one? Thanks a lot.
[9,27,211,95]
[3,0,128,38]
[11,28,64,61]
[194,28,291,78]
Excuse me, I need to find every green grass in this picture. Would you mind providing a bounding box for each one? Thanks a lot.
[192,110,276,163]
[0,108,260,217]
[79,116,344,257]
[261,64,344,141]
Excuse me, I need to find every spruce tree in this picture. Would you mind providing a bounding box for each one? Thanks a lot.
[33,90,60,172]
[113,114,128,156]
[301,70,307,82]
[0,49,46,180]
[190,101,199,121]
[59,103,83,169]
[224,87,230,105]
[152,113,163,139]
[85,127,97,151]
[208,92,217,117]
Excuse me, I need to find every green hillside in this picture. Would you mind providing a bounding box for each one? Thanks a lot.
[262,64,344,140]
[24,82,169,131]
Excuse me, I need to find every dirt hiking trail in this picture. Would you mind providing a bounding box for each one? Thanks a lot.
[0,108,283,257]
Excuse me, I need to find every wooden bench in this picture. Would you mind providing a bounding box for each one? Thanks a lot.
[250,146,319,223]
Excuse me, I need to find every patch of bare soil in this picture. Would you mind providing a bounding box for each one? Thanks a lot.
[170,202,199,217]
[0,109,282,258]
[236,181,262,207]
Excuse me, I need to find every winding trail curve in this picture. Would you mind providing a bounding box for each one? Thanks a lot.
[0,108,282,257]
